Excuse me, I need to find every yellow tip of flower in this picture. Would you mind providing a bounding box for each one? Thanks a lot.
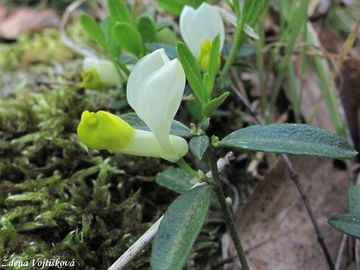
[82,111,98,126]
[200,39,212,53]
[197,39,221,73]
[77,110,135,152]
[81,68,104,90]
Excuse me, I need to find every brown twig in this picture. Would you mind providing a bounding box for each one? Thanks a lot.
[229,83,335,269]
[60,0,96,57]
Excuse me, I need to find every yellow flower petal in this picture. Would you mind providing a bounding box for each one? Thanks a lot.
[77,111,135,152]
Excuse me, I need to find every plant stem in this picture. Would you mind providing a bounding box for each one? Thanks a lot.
[219,19,245,81]
[205,149,250,270]
[176,158,199,177]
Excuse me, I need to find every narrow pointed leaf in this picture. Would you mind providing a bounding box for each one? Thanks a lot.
[189,135,209,160]
[203,91,230,116]
[151,185,211,270]
[204,34,220,98]
[177,42,204,102]
[221,124,357,159]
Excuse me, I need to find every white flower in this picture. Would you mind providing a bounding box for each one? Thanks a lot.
[180,3,225,57]
[82,57,121,88]
[126,49,188,161]
[77,49,188,162]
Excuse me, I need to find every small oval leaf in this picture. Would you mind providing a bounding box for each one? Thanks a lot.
[221,124,357,159]
[137,16,157,43]
[156,168,197,193]
[113,22,144,57]
[151,185,211,270]
[189,135,209,160]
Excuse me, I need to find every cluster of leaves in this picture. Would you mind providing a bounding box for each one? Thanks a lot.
[80,0,161,77]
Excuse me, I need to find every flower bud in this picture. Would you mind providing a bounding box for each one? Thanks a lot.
[82,57,121,89]
[180,3,224,57]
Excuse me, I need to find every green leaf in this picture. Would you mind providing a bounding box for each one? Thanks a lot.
[156,0,203,16]
[137,16,157,43]
[204,35,220,99]
[151,185,211,270]
[243,0,269,27]
[146,43,177,59]
[221,124,357,159]
[108,0,133,24]
[113,22,144,57]
[189,135,209,160]
[101,17,122,58]
[176,42,205,102]
[120,112,191,138]
[328,214,360,239]
[203,91,230,116]
[156,168,197,193]
[328,186,360,238]
[79,13,107,51]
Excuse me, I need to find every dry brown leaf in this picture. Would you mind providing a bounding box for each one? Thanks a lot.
[228,157,350,270]
[0,7,59,39]
[294,69,335,131]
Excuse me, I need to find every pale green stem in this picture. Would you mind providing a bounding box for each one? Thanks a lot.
[176,158,198,178]
[220,19,245,81]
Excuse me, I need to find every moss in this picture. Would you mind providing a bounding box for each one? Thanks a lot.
[0,85,164,269]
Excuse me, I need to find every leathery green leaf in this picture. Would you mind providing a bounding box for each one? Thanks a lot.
[151,185,211,270]
[221,124,357,159]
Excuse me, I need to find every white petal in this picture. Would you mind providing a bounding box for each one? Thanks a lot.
[180,6,199,56]
[180,3,225,57]
[121,129,188,162]
[83,57,121,86]
[133,58,185,153]
[126,49,169,109]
